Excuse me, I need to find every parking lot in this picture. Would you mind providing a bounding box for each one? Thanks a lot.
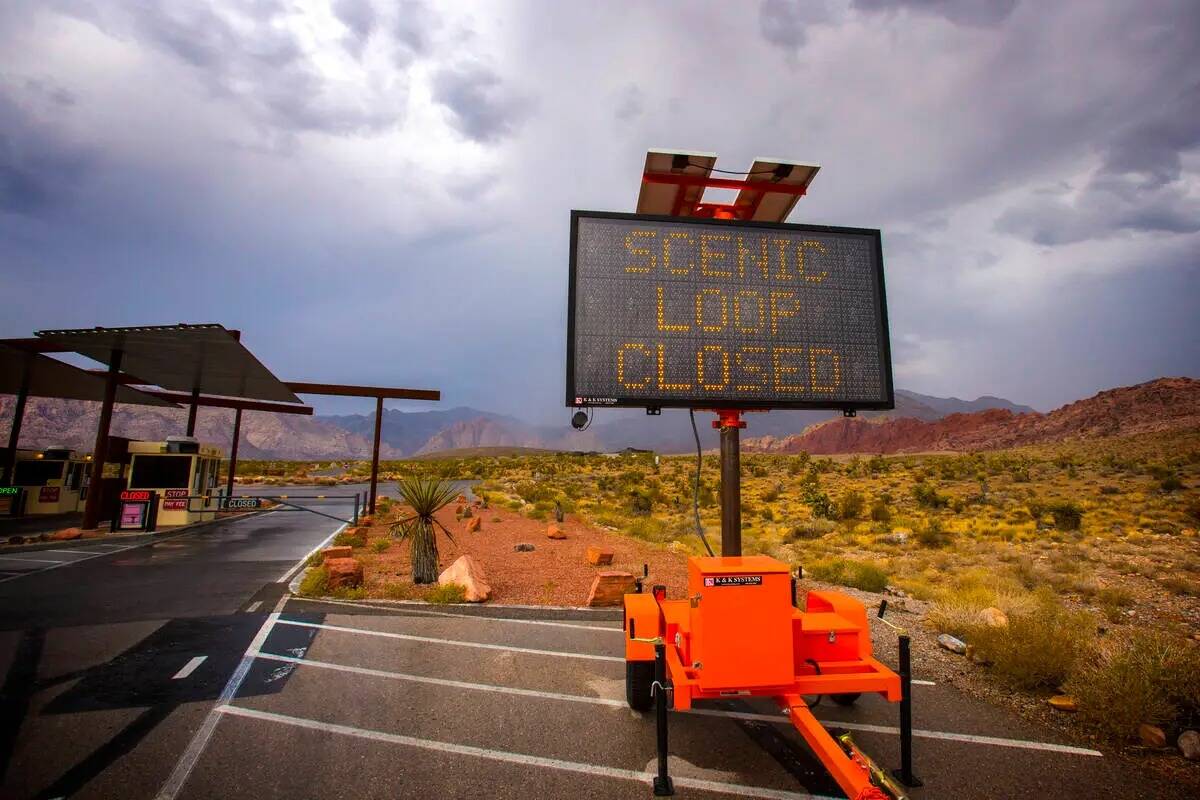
[147,593,1165,800]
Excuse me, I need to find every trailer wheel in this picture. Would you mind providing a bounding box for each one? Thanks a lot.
[626,660,655,711]
[830,692,860,706]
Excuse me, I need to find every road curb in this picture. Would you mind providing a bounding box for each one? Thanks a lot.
[289,594,625,622]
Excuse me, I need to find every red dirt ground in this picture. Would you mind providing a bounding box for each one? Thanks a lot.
[347,503,689,606]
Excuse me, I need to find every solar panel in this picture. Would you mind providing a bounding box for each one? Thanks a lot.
[34,324,301,404]
[734,158,820,222]
[636,149,717,217]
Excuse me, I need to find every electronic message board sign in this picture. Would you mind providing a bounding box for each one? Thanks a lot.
[567,211,893,411]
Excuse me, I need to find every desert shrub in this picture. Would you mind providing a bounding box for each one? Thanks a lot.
[382,582,414,600]
[1066,630,1200,741]
[370,539,391,553]
[806,558,889,593]
[837,490,865,521]
[628,489,654,515]
[1047,501,1083,531]
[760,506,775,521]
[1098,485,1120,495]
[911,481,949,509]
[969,597,1094,690]
[1160,475,1184,493]
[870,499,892,523]
[916,518,951,548]
[427,582,467,604]
[297,567,329,597]
[786,519,837,541]
[762,485,782,503]
[1161,575,1200,596]
[335,529,367,548]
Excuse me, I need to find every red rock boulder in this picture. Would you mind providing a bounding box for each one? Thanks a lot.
[325,558,363,590]
[321,545,353,562]
[586,546,614,566]
[51,528,83,541]
[586,571,636,607]
[438,555,491,602]
[466,516,482,533]
[546,524,566,540]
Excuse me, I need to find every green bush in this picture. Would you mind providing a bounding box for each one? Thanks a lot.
[1066,630,1200,741]
[869,499,892,523]
[806,558,889,593]
[1160,475,1184,492]
[427,582,467,604]
[970,597,1094,690]
[786,519,837,541]
[370,539,391,553]
[837,490,865,521]
[1047,502,1083,531]
[911,481,949,509]
[297,567,329,597]
[916,518,951,548]
[334,529,367,548]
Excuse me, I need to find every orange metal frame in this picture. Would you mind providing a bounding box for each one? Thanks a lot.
[641,170,807,220]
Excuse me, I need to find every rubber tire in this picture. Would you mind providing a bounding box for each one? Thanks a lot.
[626,660,655,711]
[831,692,861,707]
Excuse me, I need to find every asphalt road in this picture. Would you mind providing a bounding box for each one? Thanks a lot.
[0,500,1184,800]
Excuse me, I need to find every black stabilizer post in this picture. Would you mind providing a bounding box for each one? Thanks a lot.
[653,642,674,796]
[892,633,923,788]
[353,493,360,526]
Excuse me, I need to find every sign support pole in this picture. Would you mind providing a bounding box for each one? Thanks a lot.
[225,407,242,499]
[714,410,746,557]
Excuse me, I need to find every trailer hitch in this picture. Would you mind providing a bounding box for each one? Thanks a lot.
[837,734,909,800]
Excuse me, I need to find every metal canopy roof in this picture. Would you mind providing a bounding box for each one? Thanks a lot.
[0,344,178,408]
[34,324,302,404]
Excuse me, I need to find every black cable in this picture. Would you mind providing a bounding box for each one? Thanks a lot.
[689,409,715,557]
[803,659,822,709]
[687,159,779,176]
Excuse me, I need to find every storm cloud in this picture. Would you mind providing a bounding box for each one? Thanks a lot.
[0,0,1196,422]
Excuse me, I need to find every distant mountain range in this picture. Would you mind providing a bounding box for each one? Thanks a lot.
[744,378,1199,454]
[2,380,1191,459]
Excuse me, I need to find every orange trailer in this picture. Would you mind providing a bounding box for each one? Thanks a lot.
[624,556,910,800]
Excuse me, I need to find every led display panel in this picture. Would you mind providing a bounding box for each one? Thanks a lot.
[567,211,893,410]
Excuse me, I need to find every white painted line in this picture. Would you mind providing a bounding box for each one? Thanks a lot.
[253,650,628,707]
[246,601,263,613]
[172,656,208,680]
[155,594,289,800]
[255,649,1098,756]
[0,555,66,563]
[276,522,347,583]
[43,549,111,556]
[0,528,197,585]
[275,619,623,663]
[686,708,1103,757]
[294,596,622,633]
[912,679,936,686]
[217,705,832,800]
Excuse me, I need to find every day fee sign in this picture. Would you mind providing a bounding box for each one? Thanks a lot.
[567,211,894,411]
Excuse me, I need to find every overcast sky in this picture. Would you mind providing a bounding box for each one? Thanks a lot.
[1,0,1197,421]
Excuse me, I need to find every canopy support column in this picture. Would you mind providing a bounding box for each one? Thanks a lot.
[186,387,200,436]
[82,350,123,530]
[1,360,32,485]
[369,396,383,515]
[225,407,242,499]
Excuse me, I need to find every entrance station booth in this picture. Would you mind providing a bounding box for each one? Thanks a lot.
[126,437,224,527]
[10,447,89,515]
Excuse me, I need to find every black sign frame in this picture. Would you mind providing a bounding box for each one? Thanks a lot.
[566,210,895,412]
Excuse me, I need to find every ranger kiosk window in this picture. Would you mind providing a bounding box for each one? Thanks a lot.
[12,460,66,487]
[129,455,192,489]
[567,211,893,411]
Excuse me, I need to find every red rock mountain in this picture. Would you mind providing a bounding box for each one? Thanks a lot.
[744,377,1200,454]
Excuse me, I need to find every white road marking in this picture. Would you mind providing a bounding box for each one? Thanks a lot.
[275,618,623,663]
[217,705,833,800]
[155,596,288,800]
[172,656,208,680]
[158,516,347,800]
[0,555,66,563]
[43,549,111,556]
[293,596,622,633]
[276,522,347,583]
[0,528,197,585]
[253,650,628,707]
[911,679,936,686]
[256,648,1100,756]
[246,601,263,613]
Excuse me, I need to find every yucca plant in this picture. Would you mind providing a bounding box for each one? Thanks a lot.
[391,475,458,583]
